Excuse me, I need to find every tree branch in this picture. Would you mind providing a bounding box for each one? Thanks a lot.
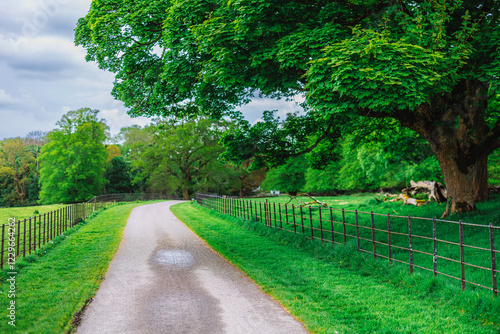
[290,115,335,158]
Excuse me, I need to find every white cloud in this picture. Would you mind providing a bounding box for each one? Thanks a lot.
[0,90,19,105]
[238,95,305,124]
[99,109,151,136]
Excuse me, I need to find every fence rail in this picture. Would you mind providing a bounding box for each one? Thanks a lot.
[0,193,171,269]
[196,193,499,297]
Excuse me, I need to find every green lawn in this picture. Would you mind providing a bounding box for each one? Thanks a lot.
[0,201,156,333]
[0,204,66,225]
[172,202,500,334]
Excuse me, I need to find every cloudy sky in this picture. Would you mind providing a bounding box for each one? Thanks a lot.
[0,0,303,141]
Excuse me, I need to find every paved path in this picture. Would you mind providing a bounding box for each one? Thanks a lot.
[77,201,310,334]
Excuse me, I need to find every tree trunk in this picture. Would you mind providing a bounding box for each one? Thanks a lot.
[182,187,189,200]
[435,149,488,216]
[392,80,496,217]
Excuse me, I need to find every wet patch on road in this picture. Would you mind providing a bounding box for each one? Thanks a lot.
[142,242,226,333]
[152,249,195,269]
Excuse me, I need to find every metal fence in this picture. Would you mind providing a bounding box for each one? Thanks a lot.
[0,193,171,269]
[196,193,499,297]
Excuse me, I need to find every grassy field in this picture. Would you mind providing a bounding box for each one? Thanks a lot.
[0,201,155,333]
[0,204,66,225]
[172,202,500,333]
[202,193,500,295]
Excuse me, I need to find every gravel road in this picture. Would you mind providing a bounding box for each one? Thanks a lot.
[77,201,310,334]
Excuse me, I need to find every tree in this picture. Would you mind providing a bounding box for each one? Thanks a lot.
[233,159,267,197]
[106,144,122,163]
[104,156,133,193]
[261,156,308,195]
[24,130,48,174]
[76,1,500,215]
[39,108,108,204]
[131,118,233,199]
[0,138,35,205]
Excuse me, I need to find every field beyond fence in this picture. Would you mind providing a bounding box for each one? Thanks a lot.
[0,193,172,269]
[196,193,499,297]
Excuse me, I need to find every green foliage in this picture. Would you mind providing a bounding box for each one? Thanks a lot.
[0,138,38,207]
[39,108,108,204]
[128,118,239,199]
[220,110,340,170]
[75,0,499,121]
[264,122,443,194]
[489,148,500,185]
[104,156,133,194]
[261,155,308,195]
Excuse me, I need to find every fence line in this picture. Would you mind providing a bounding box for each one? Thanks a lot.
[196,193,499,297]
[0,193,171,269]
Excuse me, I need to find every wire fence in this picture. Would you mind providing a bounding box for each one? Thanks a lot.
[0,193,171,269]
[196,193,499,297]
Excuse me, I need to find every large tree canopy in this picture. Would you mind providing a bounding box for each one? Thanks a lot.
[76,0,500,215]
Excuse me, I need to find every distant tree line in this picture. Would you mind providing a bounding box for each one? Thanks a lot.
[0,108,265,206]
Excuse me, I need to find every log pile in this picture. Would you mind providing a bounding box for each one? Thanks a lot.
[489,185,500,194]
[379,180,447,206]
[403,180,447,203]
[285,193,328,207]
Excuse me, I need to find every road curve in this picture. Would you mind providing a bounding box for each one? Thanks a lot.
[77,201,310,334]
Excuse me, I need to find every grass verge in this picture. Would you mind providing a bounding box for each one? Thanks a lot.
[207,194,500,294]
[171,202,500,334]
[0,201,156,333]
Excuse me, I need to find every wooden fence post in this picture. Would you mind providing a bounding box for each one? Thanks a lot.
[274,203,277,227]
[279,203,283,229]
[259,202,263,223]
[1,224,5,269]
[300,206,305,234]
[371,211,376,259]
[433,217,437,277]
[490,223,497,297]
[285,204,289,226]
[23,219,26,257]
[409,215,413,275]
[264,199,268,226]
[49,211,52,241]
[38,215,41,248]
[319,207,324,243]
[33,215,37,251]
[355,210,360,251]
[28,218,32,254]
[43,213,46,244]
[387,213,392,264]
[330,208,335,245]
[342,209,346,243]
[309,206,314,239]
[460,220,465,291]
